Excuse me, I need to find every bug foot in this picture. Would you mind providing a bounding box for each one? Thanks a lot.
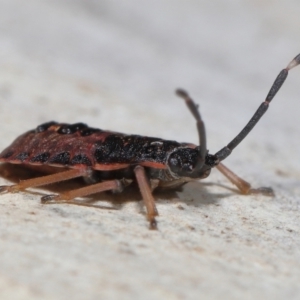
[0,185,9,194]
[149,218,158,230]
[0,186,10,194]
[41,194,60,203]
[0,185,19,194]
[249,187,274,197]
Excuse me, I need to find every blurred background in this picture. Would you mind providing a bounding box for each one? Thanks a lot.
[0,1,300,299]
[1,0,300,172]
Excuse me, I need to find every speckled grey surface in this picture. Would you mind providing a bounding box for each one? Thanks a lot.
[0,1,300,299]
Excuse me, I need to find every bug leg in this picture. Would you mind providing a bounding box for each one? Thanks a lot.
[216,162,274,196]
[0,168,86,194]
[41,179,124,203]
[134,165,158,230]
[157,178,191,190]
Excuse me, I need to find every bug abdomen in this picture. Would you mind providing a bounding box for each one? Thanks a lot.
[0,122,184,171]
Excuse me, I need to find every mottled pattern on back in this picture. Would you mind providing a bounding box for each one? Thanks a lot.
[0,122,186,169]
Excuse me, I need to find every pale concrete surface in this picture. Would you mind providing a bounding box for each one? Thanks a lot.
[0,1,300,299]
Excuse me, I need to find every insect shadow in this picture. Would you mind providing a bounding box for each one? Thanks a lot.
[0,163,230,211]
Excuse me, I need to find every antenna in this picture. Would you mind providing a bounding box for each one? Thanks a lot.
[215,53,300,162]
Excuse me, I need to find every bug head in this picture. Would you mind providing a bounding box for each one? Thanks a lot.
[167,146,218,179]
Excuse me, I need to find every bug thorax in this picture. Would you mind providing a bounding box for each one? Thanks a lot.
[167,147,218,179]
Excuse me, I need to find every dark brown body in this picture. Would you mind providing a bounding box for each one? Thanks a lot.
[0,122,206,182]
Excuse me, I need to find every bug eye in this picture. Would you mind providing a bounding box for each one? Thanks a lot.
[167,148,196,177]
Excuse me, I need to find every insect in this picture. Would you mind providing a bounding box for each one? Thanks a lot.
[0,54,299,229]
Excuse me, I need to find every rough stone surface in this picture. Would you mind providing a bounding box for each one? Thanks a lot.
[0,1,300,299]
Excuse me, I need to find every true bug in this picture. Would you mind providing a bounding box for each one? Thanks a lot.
[0,54,299,229]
